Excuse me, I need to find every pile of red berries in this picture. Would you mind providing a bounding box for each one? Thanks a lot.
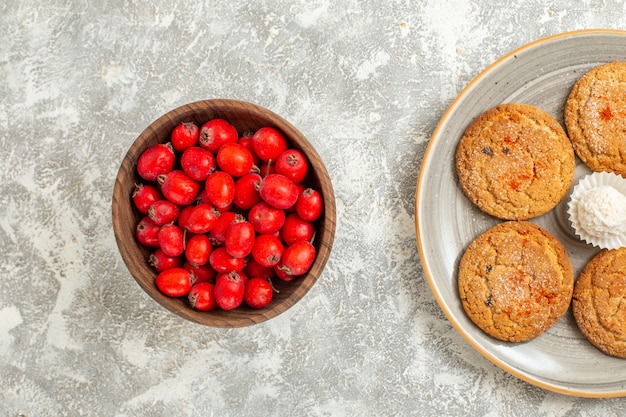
[132,119,323,311]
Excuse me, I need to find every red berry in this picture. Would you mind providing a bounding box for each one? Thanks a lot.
[133,184,162,214]
[188,282,217,311]
[185,234,212,266]
[158,170,201,206]
[171,122,199,152]
[184,203,219,234]
[209,246,246,273]
[183,261,216,284]
[204,171,235,209]
[295,188,323,221]
[137,143,176,181]
[274,265,296,282]
[149,249,182,272]
[238,134,261,166]
[156,267,193,297]
[259,160,276,177]
[158,223,185,257]
[217,142,255,177]
[209,211,238,245]
[199,119,238,153]
[136,216,161,248]
[251,234,284,267]
[278,240,316,276]
[244,259,275,280]
[214,271,245,310]
[281,213,315,245]
[259,174,299,209]
[249,201,285,234]
[233,173,262,209]
[244,278,274,309]
[224,220,255,258]
[275,149,309,184]
[180,146,216,181]
[148,200,180,225]
[176,205,195,231]
[251,127,288,162]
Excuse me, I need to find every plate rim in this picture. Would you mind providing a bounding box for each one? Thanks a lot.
[414,28,626,398]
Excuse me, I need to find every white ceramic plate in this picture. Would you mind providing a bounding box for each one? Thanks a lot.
[415,29,626,397]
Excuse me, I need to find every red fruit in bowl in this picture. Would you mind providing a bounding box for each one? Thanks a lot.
[252,127,288,162]
[295,188,323,221]
[224,220,255,258]
[251,234,284,267]
[238,134,261,166]
[183,261,216,284]
[148,200,180,225]
[209,211,238,244]
[181,147,216,181]
[137,143,176,181]
[199,119,238,153]
[258,174,299,209]
[158,223,185,257]
[171,122,199,152]
[233,173,262,210]
[133,184,162,215]
[244,259,274,280]
[278,240,316,276]
[185,234,212,266]
[214,271,246,310]
[149,249,182,272]
[275,149,309,184]
[281,213,315,245]
[204,171,235,209]
[156,267,193,297]
[158,170,201,206]
[244,277,274,309]
[136,216,161,248]
[185,203,219,234]
[217,142,255,177]
[209,247,246,273]
[188,282,217,311]
[249,201,285,234]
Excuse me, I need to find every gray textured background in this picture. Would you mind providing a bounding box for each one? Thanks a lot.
[2,1,626,416]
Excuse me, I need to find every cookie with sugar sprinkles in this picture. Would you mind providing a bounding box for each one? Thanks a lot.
[564,61,626,175]
[455,103,575,220]
[573,247,626,358]
[458,221,574,343]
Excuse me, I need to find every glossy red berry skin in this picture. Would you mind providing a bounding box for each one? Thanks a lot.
[199,119,238,153]
[156,268,193,297]
[244,278,274,309]
[259,174,299,209]
[251,127,288,162]
[188,282,217,311]
[137,143,176,181]
[136,216,161,248]
[180,146,216,181]
[214,271,245,310]
[133,184,162,215]
[158,170,201,206]
[171,122,199,152]
[275,149,309,184]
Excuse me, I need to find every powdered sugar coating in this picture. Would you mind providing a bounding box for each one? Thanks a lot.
[564,62,626,175]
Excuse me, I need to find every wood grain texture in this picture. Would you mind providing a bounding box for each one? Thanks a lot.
[112,99,336,327]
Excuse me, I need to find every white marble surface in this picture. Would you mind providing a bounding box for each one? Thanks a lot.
[2,1,626,415]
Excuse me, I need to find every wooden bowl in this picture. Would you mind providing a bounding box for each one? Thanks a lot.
[112,99,336,327]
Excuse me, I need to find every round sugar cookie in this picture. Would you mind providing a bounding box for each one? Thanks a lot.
[564,62,626,175]
[458,221,574,343]
[456,103,575,220]
[573,247,626,358]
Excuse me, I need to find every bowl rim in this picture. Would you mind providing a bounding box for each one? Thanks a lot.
[112,98,336,327]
